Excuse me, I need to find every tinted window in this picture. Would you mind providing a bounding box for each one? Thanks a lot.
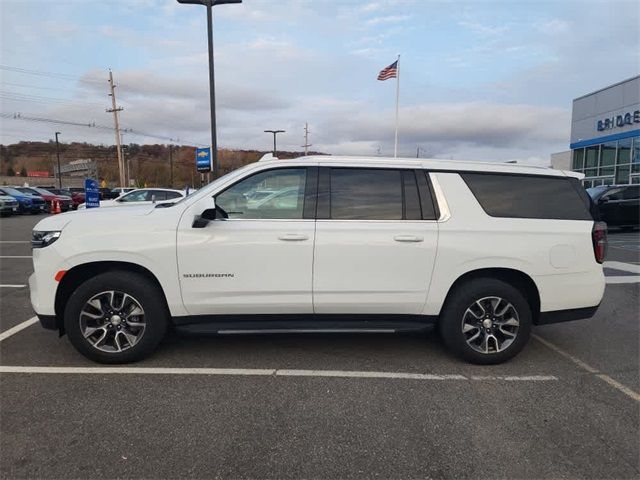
[149,191,167,201]
[416,171,438,220]
[216,168,307,219]
[165,191,183,200]
[461,173,592,220]
[623,185,640,200]
[330,169,402,220]
[402,171,422,220]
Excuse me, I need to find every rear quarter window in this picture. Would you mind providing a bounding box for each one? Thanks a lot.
[460,173,593,221]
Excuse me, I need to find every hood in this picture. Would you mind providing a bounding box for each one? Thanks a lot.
[0,195,16,201]
[33,204,158,232]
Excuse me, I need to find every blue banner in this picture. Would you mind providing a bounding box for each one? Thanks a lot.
[196,147,211,172]
[84,178,100,208]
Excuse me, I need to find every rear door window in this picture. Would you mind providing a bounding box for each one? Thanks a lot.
[329,169,403,220]
[461,173,593,220]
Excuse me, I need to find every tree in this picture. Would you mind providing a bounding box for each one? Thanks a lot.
[6,166,15,176]
[19,167,27,177]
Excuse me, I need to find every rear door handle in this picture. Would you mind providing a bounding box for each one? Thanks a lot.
[394,235,424,243]
[278,233,309,241]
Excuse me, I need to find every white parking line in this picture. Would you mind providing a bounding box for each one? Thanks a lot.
[533,334,640,402]
[0,365,558,382]
[604,261,640,274]
[0,284,26,288]
[605,276,640,284]
[0,316,38,343]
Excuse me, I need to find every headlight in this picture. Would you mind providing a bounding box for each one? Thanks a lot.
[32,231,61,248]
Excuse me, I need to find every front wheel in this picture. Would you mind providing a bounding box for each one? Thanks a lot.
[439,278,532,364]
[64,271,169,363]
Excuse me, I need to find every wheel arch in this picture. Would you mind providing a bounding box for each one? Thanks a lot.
[441,268,541,324]
[54,261,169,334]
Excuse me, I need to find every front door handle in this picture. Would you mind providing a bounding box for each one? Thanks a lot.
[394,235,424,243]
[278,233,309,241]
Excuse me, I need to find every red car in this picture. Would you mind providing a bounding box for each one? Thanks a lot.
[50,188,85,210]
[15,187,72,212]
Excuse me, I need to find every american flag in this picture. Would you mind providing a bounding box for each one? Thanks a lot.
[377,60,398,81]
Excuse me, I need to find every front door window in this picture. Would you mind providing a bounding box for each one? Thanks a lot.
[216,168,307,219]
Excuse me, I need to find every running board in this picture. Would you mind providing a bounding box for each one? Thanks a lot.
[218,328,396,335]
[172,314,437,336]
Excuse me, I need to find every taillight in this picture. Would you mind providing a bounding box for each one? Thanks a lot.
[592,221,607,264]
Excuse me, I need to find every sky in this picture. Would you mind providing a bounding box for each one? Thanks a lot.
[0,0,638,164]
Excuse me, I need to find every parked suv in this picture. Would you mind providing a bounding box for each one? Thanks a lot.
[587,184,639,229]
[29,156,606,364]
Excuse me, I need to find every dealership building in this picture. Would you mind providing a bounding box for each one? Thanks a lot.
[558,75,640,187]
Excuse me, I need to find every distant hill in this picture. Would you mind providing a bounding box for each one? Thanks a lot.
[0,141,326,188]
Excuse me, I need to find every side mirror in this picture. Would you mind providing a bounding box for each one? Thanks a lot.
[191,196,217,228]
[599,196,610,204]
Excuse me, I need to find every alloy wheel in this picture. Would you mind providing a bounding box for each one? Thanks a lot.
[79,290,146,353]
[461,296,520,354]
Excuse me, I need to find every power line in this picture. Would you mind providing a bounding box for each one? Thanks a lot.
[0,90,106,109]
[1,112,207,147]
[0,65,103,84]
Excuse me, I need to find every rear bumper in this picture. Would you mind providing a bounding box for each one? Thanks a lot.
[36,314,58,330]
[536,304,600,325]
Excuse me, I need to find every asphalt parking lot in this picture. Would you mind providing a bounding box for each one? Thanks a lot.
[1,213,638,479]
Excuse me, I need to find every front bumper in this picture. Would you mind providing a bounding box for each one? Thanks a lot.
[30,203,46,213]
[0,204,18,214]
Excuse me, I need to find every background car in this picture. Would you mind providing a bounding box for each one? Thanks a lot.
[0,187,46,214]
[0,194,19,216]
[587,184,639,229]
[14,187,72,212]
[77,188,185,209]
[48,188,85,210]
[109,187,135,199]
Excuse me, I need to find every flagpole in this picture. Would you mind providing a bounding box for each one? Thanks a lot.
[394,54,400,158]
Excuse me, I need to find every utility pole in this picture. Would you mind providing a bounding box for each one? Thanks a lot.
[107,69,125,187]
[54,131,62,188]
[301,122,312,155]
[169,144,174,188]
[121,135,130,186]
[264,129,285,157]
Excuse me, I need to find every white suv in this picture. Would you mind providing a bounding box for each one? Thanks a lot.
[29,156,606,364]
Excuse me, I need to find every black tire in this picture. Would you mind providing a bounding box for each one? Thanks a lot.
[64,271,169,364]
[438,278,532,365]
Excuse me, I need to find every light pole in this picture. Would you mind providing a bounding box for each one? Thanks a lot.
[177,0,242,180]
[54,131,62,188]
[264,130,285,157]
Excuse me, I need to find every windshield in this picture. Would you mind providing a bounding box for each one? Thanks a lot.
[586,186,608,199]
[33,187,55,196]
[17,188,39,196]
[159,165,253,208]
[1,187,23,196]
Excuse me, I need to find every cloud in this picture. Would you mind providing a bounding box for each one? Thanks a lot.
[315,102,569,153]
[79,69,292,112]
[366,14,410,26]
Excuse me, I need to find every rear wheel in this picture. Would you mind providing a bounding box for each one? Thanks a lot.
[64,271,169,364]
[439,278,532,364]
